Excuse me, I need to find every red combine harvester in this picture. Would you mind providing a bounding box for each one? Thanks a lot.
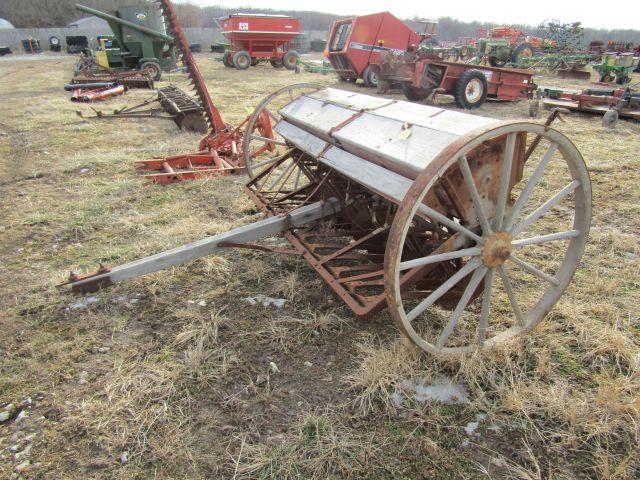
[219,13,301,70]
[326,11,437,87]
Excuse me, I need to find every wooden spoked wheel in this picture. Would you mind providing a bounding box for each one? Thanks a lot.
[384,122,592,356]
[243,83,324,180]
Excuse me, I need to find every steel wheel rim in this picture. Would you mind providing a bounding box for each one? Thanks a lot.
[242,83,324,180]
[465,79,484,103]
[385,122,592,356]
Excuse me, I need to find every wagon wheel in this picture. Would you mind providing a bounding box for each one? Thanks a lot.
[243,83,324,179]
[384,122,591,356]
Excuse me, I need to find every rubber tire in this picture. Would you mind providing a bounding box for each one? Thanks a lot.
[402,83,431,102]
[222,51,234,68]
[270,58,283,68]
[454,70,488,109]
[233,51,251,70]
[141,61,162,81]
[488,56,507,68]
[362,65,379,88]
[511,43,534,64]
[282,50,299,70]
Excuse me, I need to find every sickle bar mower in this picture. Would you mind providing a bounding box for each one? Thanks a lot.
[64,86,592,357]
[133,0,282,184]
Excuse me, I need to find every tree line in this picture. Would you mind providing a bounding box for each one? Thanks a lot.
[1,1,638,44]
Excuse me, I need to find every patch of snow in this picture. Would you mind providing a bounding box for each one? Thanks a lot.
[243,295,287,308]
[464,421,480,436]
[413,376,470,405]
[67,295,99,310]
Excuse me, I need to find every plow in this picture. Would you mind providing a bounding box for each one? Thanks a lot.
[63,84,592,356]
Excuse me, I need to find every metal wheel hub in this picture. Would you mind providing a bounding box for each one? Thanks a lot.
[481,231,512,268]
[465,79,483,102]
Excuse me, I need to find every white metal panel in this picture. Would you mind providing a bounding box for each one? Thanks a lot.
[274,120,328,157]
[279,96,355,137]
[307,88,395,110]
[371,101,498,135]
[319,147,413,204]
[331,113,458,178]
[276,87,499,180]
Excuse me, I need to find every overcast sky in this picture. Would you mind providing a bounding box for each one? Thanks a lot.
[185,0,638,30]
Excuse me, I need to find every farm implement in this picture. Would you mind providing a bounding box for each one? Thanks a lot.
[592,52,639,84]
[219,13,301,70]
[71,69,155,89]
[75,86,209,133]
[74,3,177,81]
[326,12,438,88]
[376,52,536,108]
[121,0,308,184]
[63,87,592,357]
[540,86,640,122]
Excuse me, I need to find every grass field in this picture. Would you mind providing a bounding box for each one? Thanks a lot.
[0,53,639,479]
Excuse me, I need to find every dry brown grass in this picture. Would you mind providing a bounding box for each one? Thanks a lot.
[0,53,638,478]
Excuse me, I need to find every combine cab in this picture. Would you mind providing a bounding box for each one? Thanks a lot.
[326,11,436,87]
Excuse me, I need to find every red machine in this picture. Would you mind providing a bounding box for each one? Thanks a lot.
[132,0,275,184]
[326,12,437,87]
[377,52,536,109]
[477,27,551,50]
[219,14,301,70]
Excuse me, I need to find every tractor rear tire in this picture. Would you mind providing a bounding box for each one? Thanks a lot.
[283,51,299,70]
[141,61,162,81]
[401,83,431,101]
[222,51,234,68]
[511,43,534,65]
[454,70,488,109]
[363,65,379,88]
[233,51,251,70]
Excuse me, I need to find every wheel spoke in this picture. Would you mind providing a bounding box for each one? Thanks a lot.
[417,205,484,244]
[493,132,517,230]
[399,247,481,271]
[292,167,302,190]
[265,159,296,192]
[249,134,287,146]
[407,258,481,323]
[511,180,580,236]
[265,108,278,122]
[457,155,492,235]
[251,150,292,171]
[497,265,525,327]
[436,266,487,348]
[504,143,557,230]
[477,268,495,348]
[508,254,560,286]
[512,229,579,248]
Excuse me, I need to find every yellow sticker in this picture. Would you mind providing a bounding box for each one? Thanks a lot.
[398,127,412,140]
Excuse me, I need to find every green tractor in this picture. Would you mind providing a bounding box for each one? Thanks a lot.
[473,37,535,67]
[74,4,177,80]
